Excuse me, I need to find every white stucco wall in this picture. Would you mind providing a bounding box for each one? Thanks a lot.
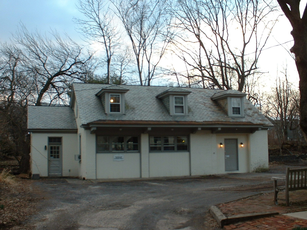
[31,127,269,179]
[96,153,141,179]
[80,129,96,179]
[149,152,190,177]
[30,133,78,177]
[190,132,250,175]
[140,133,149,178]
[190,131,217,175]
[248,130,269,171]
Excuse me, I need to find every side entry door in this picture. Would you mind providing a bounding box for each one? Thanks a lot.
[224,139,238,171]
[48,137,62,177]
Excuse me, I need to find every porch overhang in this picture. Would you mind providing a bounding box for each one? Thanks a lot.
[82,120,270,134]
[28,129,78,133]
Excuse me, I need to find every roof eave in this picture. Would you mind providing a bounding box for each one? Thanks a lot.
[156,90,191,99]
[96,88,129,97]
[28,129,78,133]
[211,92,247,101]
[82,121,271,130]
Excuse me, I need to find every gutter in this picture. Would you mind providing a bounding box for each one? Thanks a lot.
[27,129,78,133]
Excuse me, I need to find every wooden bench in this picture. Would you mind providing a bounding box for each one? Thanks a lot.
[273,167,307,206]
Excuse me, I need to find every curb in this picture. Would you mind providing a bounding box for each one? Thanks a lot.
[209,205,279,227]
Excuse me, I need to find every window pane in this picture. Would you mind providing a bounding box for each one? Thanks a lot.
[232,107,241,115]
[97,136,109,152]
[110,94,121,112]
[49,137,61,144]
[177,136,188,150]
[112,136,124,151]
[150,136,162,151]
[232,98,241,107]
[163,136,175,151]
[110,94,120,103]
[110,104,120,112]
[127,136,139,151]
[175,106,184,113]
[175,96,183,105]
[174,97,184,114]
[50,146,60,158]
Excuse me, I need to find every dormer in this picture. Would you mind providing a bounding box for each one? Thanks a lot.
[156,88,191,115]
[211,90,246,118]
[96,85,129,114]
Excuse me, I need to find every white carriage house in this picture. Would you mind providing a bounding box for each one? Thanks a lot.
[28,84,272,179]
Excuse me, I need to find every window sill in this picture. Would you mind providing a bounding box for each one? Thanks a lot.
[149,151,189,153]
[97,151,140,154]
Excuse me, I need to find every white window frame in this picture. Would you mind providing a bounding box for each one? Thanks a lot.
[174,96,185,114]
[109,94,121,113]
[170,95,187,115]
[228,97,244,117]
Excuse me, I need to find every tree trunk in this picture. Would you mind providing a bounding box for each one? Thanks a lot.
[298,60,307,138]
[292,26,307,138]
[277,0,307,139]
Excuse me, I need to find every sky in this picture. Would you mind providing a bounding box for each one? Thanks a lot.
[0,1,80,40]
[0,0,302,90]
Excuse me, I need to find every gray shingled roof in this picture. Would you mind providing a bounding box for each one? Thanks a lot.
[28,106,77,130]
[72,83,272,127]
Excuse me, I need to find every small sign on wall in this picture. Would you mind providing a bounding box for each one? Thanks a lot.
[113,155,124,161]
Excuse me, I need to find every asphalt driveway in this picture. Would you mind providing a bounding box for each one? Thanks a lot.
[25,173,282,230]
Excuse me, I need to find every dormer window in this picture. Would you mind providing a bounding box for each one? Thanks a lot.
[156,88,191,116]
[211,90,246,118]
[110,94,121,113]
[96,85,129,114]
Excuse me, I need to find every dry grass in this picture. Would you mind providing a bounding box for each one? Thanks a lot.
[0,168,16,184]
[0,169,39,229]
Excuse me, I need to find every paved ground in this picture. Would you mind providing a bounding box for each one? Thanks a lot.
[17,163,307,230]
[22,173,281,230]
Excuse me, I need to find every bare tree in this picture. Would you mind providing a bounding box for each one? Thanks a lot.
[0,102,29,173]
[265,70,300,147]
[276,1,307,139]
[76,0,120,84]
[0,44,35,106]
[112,0,173,86]
[14,26,93,106]
[172,0,277,91]
[113,47,134,84]
[0,44,31,173]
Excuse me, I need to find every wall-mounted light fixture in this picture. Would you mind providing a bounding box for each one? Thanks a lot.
[240,142,244,148]
[44,145,47,150]
[219,142,223,148]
